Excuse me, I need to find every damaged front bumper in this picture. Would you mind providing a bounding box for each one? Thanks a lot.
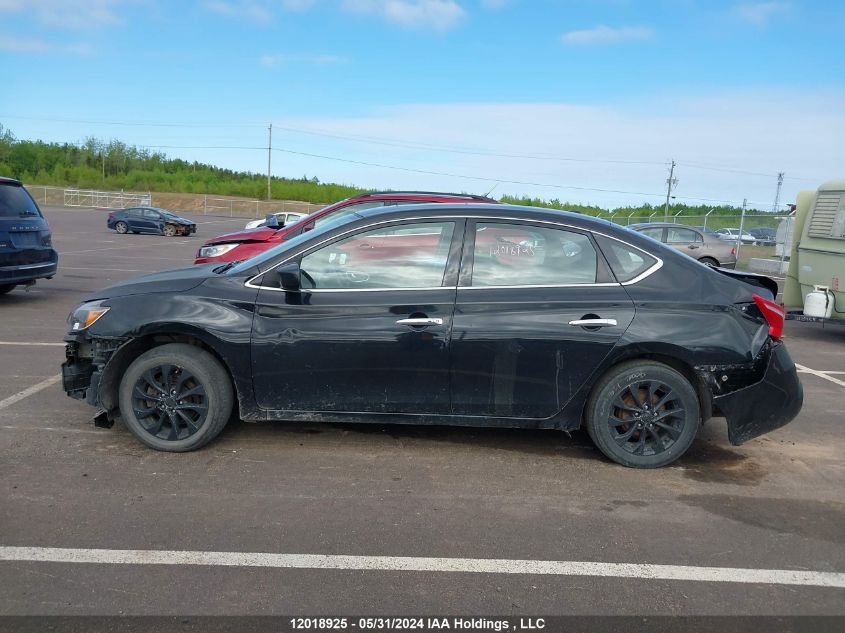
[61,333,126,410]
[702,342,803,445]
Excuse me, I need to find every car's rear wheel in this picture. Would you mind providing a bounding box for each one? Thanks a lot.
[0,284,16,295]
[585,361,700,468]
[115,221,128,234]
[163,224,177,237]
[118,343,233,452]
[698,256,719,268]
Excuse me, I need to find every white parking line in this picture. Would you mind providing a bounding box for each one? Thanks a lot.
[795,364,845,387]
[0,425,102,435]
[0,342,65,347]
[0,375,62,411]
[1,546,842,588]
[60,266,152,273]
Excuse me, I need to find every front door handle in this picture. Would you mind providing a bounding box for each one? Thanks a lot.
[396,317,443,327]
[568,318,617,328]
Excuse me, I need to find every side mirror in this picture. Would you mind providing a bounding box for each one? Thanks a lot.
[276,262,300,291]
[265,214,281,229]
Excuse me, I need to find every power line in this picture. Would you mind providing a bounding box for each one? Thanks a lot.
[270,124,668,166]
[271,146,759,205]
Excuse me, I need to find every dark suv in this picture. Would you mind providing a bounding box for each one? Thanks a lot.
[0,177,58,294]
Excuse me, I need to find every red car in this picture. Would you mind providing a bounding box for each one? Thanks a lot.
[194,191,498,264]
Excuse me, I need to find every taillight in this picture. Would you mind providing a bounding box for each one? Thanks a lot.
[731,246,736,256]
[753,294,784,340]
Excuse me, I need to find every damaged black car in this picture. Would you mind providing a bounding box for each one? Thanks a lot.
[62,203,802,468]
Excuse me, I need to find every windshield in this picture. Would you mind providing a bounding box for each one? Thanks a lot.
[0,184,41,218]
[226,211,362,275]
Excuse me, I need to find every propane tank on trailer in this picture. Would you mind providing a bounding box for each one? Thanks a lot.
[804,286,834,319]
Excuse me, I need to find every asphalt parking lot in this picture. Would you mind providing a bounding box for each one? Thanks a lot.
[1,206,844,617]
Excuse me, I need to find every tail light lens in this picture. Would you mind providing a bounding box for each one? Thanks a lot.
[753,294,784,340]
[731,246,736,256]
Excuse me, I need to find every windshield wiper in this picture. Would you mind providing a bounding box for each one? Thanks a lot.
[213,260,243,274]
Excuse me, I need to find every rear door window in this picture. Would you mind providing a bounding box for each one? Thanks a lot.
[0,184,41,218]
[666,228,700,243]
[469,222,598,286]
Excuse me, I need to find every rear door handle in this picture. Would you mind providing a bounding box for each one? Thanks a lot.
[396,317,443,327]
[568,318,617,327]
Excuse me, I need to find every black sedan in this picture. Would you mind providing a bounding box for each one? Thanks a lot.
[107,207,196,237]
[62,204,802,468]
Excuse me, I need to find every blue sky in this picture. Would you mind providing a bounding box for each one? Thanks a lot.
[1,0,844,209]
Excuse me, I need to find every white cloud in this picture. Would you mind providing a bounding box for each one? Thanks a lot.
[561,24,653,45]
[733,2,790,27]
[0,35,93,55]
[0,0,125,29]
[260,53,347,67]
[201,0,273,23]
[266,92,844,210]
[341,0,466,31]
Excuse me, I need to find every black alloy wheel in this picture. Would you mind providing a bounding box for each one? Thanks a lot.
[119,343,233,452]
[131,364,208,441]
[586,361,700,468]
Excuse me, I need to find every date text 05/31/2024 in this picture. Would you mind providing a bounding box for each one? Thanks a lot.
[289,617,547,631]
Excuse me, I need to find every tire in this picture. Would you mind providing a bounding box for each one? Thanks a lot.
[163,224,177,237]
[698,257,719,268]
[0,284,16,295]
[118,343,233,452]
[585,360,700,468]
[115,221,128,234]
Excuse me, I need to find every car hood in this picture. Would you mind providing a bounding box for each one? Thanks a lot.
[205,226,277,245]
[83,264,219,301]
[165,217,194,225]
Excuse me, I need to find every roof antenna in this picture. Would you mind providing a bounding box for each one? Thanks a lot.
[483,182,500,198]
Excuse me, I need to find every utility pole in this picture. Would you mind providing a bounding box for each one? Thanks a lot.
[736,197,748,262]
[772,171,784,213]
[663,160,677,222]
[267,123,273,201]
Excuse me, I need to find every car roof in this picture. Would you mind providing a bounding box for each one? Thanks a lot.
[353,202,634,236]
[0,176,23,186]
[628,222,703,230]
[349,191,499,203]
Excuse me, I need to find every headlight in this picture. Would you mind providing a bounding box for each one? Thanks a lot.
[198,243,239,258]
[68,301,110,332]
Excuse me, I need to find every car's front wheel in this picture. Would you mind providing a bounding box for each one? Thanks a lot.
[118,343,233,452]
[163,224,177,237]
[585,360,700,468]
[115,221,128,234]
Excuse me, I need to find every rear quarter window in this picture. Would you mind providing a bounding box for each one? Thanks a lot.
[595,234,658,283]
